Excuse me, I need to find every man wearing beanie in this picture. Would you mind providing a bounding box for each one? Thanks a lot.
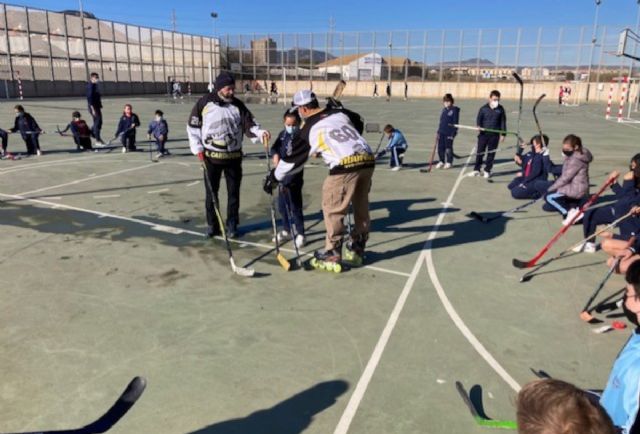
[187,71,270,239]
[265,90,374,267]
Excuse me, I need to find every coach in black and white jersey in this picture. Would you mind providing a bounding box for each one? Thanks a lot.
[187,72,270,239]
[270,90,375,264]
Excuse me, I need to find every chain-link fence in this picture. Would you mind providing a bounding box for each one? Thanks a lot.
[221,27,637,101]
[0,2,221,97]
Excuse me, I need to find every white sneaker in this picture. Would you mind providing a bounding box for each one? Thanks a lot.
[36,149,42,156]
[391,166,401,171]
[272,230,290,243]
[467,170,480,177]
[435,162,444,169]
[443,163,451,170]
[483,171,491,179]
[572,241,597,253]
[562,208,583,226]
[295,234,306,248]
[122,147,127,153]
[155,152,163,159]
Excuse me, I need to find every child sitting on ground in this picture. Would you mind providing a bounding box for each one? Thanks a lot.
[509,135,548,200]
[115,104,140,153]
[60,111,93,151]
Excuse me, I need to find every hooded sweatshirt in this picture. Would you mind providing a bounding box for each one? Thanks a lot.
[548,147,593,199]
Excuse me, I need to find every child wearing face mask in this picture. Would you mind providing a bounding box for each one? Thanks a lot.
[508,135,547,199]
[542,134,593,225]
[469,90,507,179]
[269,110,305,248]
[10,105,42,156]
[147,110,169,158]
[435,93,459,169]
[115,104,140,153]
[600,260,640,433]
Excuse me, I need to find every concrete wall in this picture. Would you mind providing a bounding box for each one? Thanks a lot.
[279,80,636,103]
[0,81,212,99]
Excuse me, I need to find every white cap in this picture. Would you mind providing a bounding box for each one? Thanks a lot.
[292,89,317,108]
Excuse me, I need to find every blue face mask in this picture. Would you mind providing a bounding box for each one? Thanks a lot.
[285,125,297,135]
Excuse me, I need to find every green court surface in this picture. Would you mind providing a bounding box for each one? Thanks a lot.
[0,93,638,433]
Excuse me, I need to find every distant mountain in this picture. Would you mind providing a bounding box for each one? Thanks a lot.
[437,58,495,67]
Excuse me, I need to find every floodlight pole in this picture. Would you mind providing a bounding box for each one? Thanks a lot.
[585,0,601,102]
[211,12,218,37]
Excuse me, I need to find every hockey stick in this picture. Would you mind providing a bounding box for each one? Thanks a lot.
[468,197,541,223]
[264,139,291,271]
[450,124,524,142]
[512,177,616,269]
[332,80,347,100]
[532,94,546,142]
[580,236,635,323]
[427,133,438,172]
[13,376,146,434]
[282,186,302,268]
[373,133,386,156]
[513,72,524,155]
[202,163,255,277]
[455,382,517,430]
[519,210,636,282]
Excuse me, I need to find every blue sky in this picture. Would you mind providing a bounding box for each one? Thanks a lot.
[5,0,640,35]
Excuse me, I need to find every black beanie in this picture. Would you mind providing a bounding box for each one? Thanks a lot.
[214,72,235,90]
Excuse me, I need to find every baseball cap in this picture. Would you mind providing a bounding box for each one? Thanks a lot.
[292,89,317,109]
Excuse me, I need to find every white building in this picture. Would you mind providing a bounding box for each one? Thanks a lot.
[316,53,389,80]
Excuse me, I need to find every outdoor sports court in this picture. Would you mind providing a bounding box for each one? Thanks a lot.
[0,94,638,433]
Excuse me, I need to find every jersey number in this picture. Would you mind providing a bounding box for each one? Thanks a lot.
[328,125,359,143]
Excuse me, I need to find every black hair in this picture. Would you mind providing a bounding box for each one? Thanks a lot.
[72,111,81,118]
[443,93,454,104]
[626,259,640,287]
[155,110,164,117]
[90,72,99,78]
[490,90,501,98]
[563,134,583,153]
[14,104,24,112]
[531,134,550,147]
[283,109,300,123]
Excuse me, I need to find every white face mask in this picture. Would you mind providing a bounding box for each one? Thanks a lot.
[155,116,162,122]
[490,100,499,109]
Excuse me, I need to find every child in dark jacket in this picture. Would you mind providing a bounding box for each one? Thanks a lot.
[270,110,305,248]
[147,110,169,158]
[10,105,42,155]
[509,135,547,199]
[60,111,93,151]
[115,104,140,153]
[435,93,459,169]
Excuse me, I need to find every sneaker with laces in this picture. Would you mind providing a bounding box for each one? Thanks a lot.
[272,230,290,243]
[435,162,444,169]
[391,166,401,171]
[467,170,480,177]
[483,171,491,179]
[295,234,305,248]
[572,241,597,253]
[443,163,451,169]
[562,208,583,226]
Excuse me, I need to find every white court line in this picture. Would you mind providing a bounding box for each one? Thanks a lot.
[39,196,62,200]
[93,194,121,199]
[147,188,169,194]
[333,147,520,434]
[0,153,120,175]
[186,181,200,187]
[0,192,409,279]
[16,163,157,197]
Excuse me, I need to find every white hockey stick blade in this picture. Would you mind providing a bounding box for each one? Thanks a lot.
[230,258,255,277]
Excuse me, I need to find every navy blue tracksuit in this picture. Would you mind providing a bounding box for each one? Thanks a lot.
[61,119,92,150]
[437,106,460,164]
[0,129,8,153]
[147,119,169,154]
[270,129,304,236]
[86,81,103,142]
[583,179,640,239]
[508,150,545,199]
[10,112,41,154]
[474,103,506,173]
[115,113,140,151]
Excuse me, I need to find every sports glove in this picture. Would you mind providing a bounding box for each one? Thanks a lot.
[263,169,277,194]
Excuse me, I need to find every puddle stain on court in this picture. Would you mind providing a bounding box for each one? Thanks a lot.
[144,268,189,287]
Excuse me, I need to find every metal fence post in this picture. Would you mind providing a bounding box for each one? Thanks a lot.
[438,29,445,83]
[514,27,521,74]
[45,11,55,81]
[475,29,482,82]
[457,29,463,83]
[421,30,427,82]
[495,28,502,81]
[3,4,14,87]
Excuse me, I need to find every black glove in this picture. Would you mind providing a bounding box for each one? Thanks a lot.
[376,150,386,159]
[263,169,277,194]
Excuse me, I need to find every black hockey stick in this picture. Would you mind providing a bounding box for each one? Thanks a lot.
[13,376,146,434]
[532,94,546,143]
[468,197,541,223]
[513,72,524,155]
[202,163,255,277]
[455,382,517,430]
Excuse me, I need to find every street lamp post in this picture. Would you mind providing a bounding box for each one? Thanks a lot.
[211,12,218,37]
[585,0,602,102]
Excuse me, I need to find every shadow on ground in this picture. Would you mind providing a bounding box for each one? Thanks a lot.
[186,380,348,434]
